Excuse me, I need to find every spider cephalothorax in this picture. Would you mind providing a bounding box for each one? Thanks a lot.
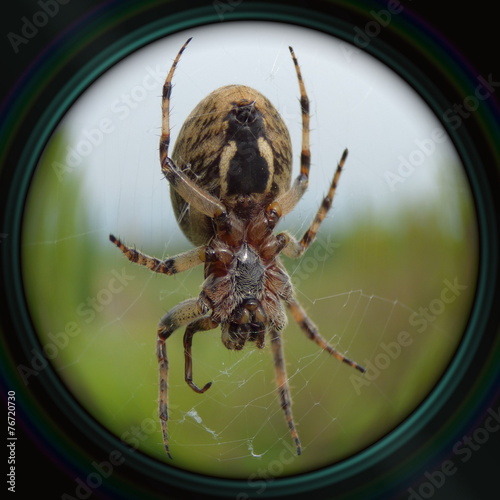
[201,202,292,352]
[110,38,365,459]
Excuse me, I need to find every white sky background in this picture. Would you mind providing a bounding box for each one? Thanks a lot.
[60,22,468,249]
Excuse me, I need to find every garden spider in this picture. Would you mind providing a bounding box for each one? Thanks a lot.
[110,38,365,458]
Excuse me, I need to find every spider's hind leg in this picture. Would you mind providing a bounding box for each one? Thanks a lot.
[270,327,302,455]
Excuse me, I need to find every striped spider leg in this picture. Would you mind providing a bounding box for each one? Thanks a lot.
[266,50,365,453]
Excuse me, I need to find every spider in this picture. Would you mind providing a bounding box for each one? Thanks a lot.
[109,38,365,458]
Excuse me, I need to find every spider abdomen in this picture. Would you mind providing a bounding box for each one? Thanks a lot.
[170,85,293,246]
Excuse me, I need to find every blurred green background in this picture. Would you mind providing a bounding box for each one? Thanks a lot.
[22,131,478,478]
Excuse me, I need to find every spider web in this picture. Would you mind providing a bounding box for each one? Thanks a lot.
[22,139,477,481]
[34,182,470,480]
[112,254,400,459]
[22,101,478,481]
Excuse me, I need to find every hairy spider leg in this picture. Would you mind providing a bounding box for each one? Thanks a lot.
[270,327,302,455]
[156,298,209,459]
[158,38,226,220]
[289,46,310,180]
[160,37,192,163]
[280,149,349,259]
[109,234,205,274]
[272,46,310,217]
[162,157,226,219]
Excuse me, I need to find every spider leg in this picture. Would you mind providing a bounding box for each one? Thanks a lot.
[160,37,192,164]
[279,149,348,259]
[270,47,310,218]
[158,38,226,220]
[289,46,310,181]
[183,317,219,393]
[287,298,365,373]
[109,234,204,275]
[162,157,226,218]
[156,298,210,459]
[270,327,302,455]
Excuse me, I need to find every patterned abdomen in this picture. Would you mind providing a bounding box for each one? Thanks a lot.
[171,85,293,245]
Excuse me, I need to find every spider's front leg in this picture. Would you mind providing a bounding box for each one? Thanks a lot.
[159,40,227,223]
[156,298,210,459]
[159,37,192,164]
[266,46,311,219]
[161,157,227,220]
